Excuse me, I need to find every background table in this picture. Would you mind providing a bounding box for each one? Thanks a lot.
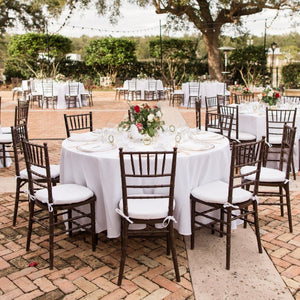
[30,80,87,109]
[181,81,230,107]
[60,129,231,238]
[123,79,164,100]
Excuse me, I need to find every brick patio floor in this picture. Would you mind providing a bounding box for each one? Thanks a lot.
[0,91,299,299]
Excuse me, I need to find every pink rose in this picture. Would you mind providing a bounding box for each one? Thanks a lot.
[136,123,143,131]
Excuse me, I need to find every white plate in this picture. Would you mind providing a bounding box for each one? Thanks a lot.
[179,142,215,151]
[191,132,224,142]
[77,143,116,152]
[68,133,98,142]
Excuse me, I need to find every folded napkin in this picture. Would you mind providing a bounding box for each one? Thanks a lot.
[190,131,223,142]
[179,142,215,151]
[68,132,98,142]
[77,143,116,152]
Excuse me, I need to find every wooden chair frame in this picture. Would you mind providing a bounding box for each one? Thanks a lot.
[243,125,296,232]
[64,112,93,138]
[22,140,96,269]
[118,148,180,285]
[191,138,265,270]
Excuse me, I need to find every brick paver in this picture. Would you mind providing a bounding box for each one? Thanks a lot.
[1,90,300,299]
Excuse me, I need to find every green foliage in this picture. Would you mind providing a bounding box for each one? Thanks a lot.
[84,37,137,81]
[229,45,267,86]
[282,63,300,89]
[4,33,72,80]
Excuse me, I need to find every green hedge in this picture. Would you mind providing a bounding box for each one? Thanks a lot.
[282,63,300,89]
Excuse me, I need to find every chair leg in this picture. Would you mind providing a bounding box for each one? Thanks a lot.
[169,223,180,282]
[291,158,296,180]
[91,202,96,251]
[220,208,224,237]
[285,184,293,233]
[26,200,35,251]
[279,186,284,216]
[68,209,72,237]
[13,178,21,226]
[225,209,232,270]
[253,201,263,253]
[190,198,195,250]
[118,220,128,286]
[49,211,55,270]
[166,231,170,255]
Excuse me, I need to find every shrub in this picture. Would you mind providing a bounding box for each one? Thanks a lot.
[281,63,300,89]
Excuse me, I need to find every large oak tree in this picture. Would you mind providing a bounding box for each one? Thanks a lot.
[73,0,300,80]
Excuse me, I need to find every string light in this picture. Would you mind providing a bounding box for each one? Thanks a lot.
[47,11,298,36]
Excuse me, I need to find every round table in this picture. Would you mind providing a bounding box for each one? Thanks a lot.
[60,128,231,238]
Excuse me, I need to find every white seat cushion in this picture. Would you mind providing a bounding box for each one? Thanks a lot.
[35,184,94,205]
[191,180,252,205]
[172,90,184,95]
[20,164,60,180]
[231,131,256,141]
[268,136,282,145]
[1,127,11,134]
[241,166,286,183]
[119,194,175,219]
[0,134,12,143]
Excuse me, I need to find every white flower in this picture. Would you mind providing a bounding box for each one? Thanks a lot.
[156,111,161,118]
[258,94,262,100]
[148,113,155,122]
[267,91,273,97]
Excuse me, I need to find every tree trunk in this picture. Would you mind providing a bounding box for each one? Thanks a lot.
[202,30,223,81]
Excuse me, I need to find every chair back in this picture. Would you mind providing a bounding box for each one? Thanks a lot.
[68,81,80,96]
[64,112,93,137]
[147,80,157,91]
[11,124,28,177]
[189,82,200,96]
[217,94,229,106]
[15,101,29,126]
[119,148,177,219]
[266,108,297,144]
[279,124,296,179]
[219,105,239,140]
[195,99,202,129]
[128,80,137,91]
[42,80,54,97]
[22,140,53,204]
[234,93,254,104]
[281,96,300,105]
[229,138,265,203]
[219,113,234,140]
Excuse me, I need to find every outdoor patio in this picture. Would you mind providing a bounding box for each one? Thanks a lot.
[0,91,299,299]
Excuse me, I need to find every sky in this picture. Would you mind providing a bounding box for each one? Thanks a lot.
[45,3,300,39]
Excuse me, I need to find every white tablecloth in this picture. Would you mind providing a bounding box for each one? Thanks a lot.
[123,79,164,100]
[60,129,231,238]
[0,125,12,168]
[182,81,230,107]
[237,102,300,171]
[31,80,87,109]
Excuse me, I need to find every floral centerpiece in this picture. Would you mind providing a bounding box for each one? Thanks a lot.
[54,73,66,81]
[119,103,165,137]
[242,86,252,95]
[137,72,148,80]
[258,86,280,106]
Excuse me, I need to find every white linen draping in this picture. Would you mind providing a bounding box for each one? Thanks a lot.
[123,79,164,100]
[60,130,231,238]
[30,79,87,109]
[181,81,230,107]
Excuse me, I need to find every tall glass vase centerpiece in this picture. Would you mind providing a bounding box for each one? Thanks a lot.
[258,86,280,106]
[119,103,165,138]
